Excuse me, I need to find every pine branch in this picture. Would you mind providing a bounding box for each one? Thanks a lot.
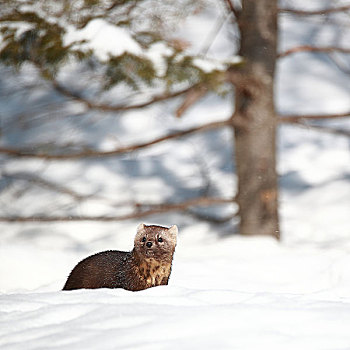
[0,196,235,222]
[32,58,202,112]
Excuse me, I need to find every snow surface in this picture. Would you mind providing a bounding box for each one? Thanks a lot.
[1,0,350,349]
[1,229,350,350]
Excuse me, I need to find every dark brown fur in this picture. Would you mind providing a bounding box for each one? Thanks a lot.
[62,224,177,291]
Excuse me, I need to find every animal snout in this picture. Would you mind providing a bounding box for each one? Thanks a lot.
[146,242,152,248]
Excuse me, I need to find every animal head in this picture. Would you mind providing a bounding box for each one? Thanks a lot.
[134,223,178,262]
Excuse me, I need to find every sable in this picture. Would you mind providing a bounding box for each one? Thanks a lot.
[62,224,177,291]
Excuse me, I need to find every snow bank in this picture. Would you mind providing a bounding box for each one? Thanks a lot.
[1,233,350,349]
[2,287,350,350]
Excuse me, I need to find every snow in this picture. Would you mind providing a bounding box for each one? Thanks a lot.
[1,1,350,349]
[192,56,242,73]
[1,233,350,349]
[64,18,175,74]
[64,19,143,61]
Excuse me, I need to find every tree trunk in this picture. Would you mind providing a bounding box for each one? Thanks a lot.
[232,0,280,239]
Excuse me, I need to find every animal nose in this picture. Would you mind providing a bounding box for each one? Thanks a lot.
[146,242,152,248]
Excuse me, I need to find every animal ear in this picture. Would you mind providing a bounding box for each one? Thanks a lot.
[167,225,178,245]
[137,223,145,233]
[135,223,146,241]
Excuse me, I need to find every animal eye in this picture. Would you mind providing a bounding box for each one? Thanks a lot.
[142,237,146,242]
[158,237,163,243]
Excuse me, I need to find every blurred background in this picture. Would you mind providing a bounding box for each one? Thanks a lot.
[0,0,349,292]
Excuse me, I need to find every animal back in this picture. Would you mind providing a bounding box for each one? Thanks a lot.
[63,250,128,290]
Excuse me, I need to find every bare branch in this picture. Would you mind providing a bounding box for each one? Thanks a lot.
[0,196,235,222]
[51,79,203,112]
[279,111,350,122]
[175,86,208,118]
[0,120,231,159]
[279,112,350,137]
[279,5,350,16]
[278,45,350,58]
[1,111,348,160]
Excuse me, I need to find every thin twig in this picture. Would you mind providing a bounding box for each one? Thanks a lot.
[0,196,235,222]
[1,172,88,200]
[200,13,232,55]
[281,120,350,137]
[327,53,350,75]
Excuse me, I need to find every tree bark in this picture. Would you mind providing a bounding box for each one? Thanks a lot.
[232,0,280,239]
